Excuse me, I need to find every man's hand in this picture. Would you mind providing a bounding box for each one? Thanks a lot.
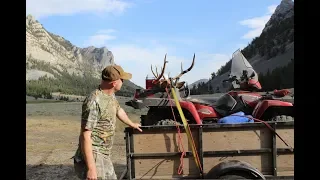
[117,108,143,133]
[86,168,97,180]
[131,122,142,132]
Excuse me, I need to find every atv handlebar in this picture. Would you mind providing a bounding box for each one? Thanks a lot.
[223,76,239,83]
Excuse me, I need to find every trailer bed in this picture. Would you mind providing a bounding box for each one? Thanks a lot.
[123,121,294,179]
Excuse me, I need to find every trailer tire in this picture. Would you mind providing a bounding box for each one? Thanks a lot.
[204,160,266,180]
[271,115,294,122]
[217,171,257,179]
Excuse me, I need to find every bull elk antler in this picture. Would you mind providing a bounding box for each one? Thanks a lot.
[171,53,195,86]
[150,53,195,89]
[151,54,168,86]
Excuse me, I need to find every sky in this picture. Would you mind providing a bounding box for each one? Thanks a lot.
[26,0,282,88]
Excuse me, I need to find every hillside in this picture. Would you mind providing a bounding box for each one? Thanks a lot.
[26,15,142,98]
[206,0,294,93]
[190,79,209,88]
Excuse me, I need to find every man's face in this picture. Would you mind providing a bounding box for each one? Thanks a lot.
[114,78,123,91]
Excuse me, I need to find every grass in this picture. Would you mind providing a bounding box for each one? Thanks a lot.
[27,100,65,104]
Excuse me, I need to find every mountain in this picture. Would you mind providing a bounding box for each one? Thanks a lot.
[207,0,294,93]
[190,79,209,88]
[26,15,142,98]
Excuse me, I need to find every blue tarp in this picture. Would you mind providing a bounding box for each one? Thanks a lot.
[217,111,254,124]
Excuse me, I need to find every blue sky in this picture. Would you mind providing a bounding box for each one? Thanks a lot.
[26,0,282,87]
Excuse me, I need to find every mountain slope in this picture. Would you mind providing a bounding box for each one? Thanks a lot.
[208,0,294,93]
[26,15,142,98]
[190,79,209,88]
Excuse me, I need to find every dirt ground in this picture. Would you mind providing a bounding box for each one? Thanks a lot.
[26,100,146,180]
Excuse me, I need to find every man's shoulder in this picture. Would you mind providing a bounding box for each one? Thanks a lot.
[83,89,117,105]
[83,89,101,105]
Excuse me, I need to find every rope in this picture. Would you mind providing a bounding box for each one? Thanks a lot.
[165,86,203,175]
[164,87,186,174]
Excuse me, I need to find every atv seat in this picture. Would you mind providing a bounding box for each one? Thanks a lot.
[270,95,294,104]
[185,96,220,105]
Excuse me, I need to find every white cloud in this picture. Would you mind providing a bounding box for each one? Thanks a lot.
[239,5,277,39]
[84,29,117,47]
[108,44,231,87]
[26,0,132,19]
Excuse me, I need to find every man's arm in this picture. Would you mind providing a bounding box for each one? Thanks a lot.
[80,97,100,178]
[80,129,96,171]
[117,107,142,132]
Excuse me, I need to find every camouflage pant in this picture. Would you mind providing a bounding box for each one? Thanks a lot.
[74,152,117,180]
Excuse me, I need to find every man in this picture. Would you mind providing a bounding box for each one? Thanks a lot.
[73,64,142,180]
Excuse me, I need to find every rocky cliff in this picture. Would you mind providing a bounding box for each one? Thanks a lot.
[26,14,115,80]
[26,15,141,97]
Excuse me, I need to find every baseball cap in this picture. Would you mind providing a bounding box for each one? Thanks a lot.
[101,64,132,81]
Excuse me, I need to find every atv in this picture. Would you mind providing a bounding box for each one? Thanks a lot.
[125,50,294,126]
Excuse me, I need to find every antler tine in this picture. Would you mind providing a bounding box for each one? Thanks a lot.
[156,66,160,77]
[181,62,183,72]
[153,54,168,82]
[172,53,195,80]
[162,72,170,81]
[151,65,158,78]
[159,66,163,77]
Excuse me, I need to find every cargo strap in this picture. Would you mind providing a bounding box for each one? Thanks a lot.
[168,87,203,175]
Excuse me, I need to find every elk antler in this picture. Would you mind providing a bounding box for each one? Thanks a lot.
[150,64,157,78]
[172,53,195,81]
[151,54,168,84]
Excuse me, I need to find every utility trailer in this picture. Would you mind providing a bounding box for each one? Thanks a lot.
[121,121,294,179]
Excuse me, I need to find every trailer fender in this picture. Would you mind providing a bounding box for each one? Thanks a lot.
[204,160,266,179]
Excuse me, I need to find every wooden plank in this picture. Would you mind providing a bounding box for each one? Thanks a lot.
[276,128,294,148]
[133,131,199,153]
[202,128,272,151]
[134,157,199,179]
[203,154,273,175]
[277,154,294,176]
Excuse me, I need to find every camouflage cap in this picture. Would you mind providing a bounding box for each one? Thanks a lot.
[101,64,132,81]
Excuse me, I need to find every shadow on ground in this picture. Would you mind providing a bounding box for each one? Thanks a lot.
[26,163,126,180]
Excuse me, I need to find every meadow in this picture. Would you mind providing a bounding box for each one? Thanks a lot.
[26,96,147,180]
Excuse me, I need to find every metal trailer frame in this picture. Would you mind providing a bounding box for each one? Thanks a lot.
[120,121,294,180]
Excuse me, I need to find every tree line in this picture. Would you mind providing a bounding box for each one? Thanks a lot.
[26,57,136,100]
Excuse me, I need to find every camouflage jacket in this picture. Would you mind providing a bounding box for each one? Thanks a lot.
[74,87,120,160]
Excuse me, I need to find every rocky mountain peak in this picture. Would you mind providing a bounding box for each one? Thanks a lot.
[26,14,37,26]
[264,0,294,31]
[26,14,115,79]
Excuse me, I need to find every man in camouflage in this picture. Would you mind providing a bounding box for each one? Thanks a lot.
[73,64,142,180]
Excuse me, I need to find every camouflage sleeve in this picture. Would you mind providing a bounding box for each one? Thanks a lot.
[116,99,121,113]
[81,97,100,130]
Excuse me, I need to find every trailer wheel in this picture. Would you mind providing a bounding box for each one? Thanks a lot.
[271,115,294,122]
[217,171,257,179]
[204,160,266,180]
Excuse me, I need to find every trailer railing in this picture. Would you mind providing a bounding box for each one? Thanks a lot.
[122,121,294,180]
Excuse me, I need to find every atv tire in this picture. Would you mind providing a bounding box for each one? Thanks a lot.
[271,115,294,122]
